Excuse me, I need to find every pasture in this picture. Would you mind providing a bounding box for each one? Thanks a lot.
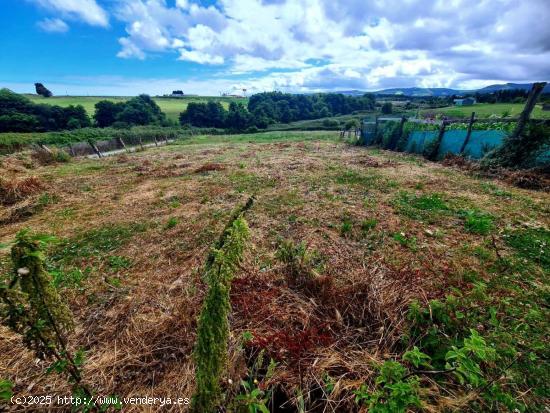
[422,102,550,119]
[25,95,248,122]
[1,131,548,411]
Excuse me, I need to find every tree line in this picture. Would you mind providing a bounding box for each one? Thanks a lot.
[179,92,376,129]
[0,89,170,132]
[0,89,90,132]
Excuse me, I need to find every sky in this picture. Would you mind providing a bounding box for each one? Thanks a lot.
[1,0,549,96]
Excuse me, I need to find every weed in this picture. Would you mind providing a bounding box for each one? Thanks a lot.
[275,239,316,288]
[355,361,421,413]
[51,267,90,289]
[361,218,378,233]
[392,232,417,250]
[459,210,494,235]
[340,217,353,237]
[37,192,60,207]
[107,255,132,271]
[0,379,13,401]
[164,217,179,230]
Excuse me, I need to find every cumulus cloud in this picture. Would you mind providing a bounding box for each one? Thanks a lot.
[37,17,69,33]
[109,0,550,90]
[28,0,548,92]
[30,0,109,27]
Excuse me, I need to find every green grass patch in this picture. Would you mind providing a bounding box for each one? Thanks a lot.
[393,191,449,222]
[52,222,147,263]
[504,228,549,268]
[459,210,494,235]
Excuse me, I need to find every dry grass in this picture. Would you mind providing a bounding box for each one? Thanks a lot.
[0,132,548,411]
[0,176,44,206]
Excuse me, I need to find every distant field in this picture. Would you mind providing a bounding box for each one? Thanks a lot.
[421,102,549,119]
[25,95,248,122]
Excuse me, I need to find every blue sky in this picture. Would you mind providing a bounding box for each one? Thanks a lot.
[1,0,549,96]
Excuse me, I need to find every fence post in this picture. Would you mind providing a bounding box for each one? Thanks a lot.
[509,82,546,141]
[88,140,102,158]
[460,111,476,155]
[426,121,446,161]
[68,144,76,157]
[389,116,407,150]
[117,137,127,151]
[373,116,379,144]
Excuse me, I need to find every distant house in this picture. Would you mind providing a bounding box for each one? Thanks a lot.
[453,97,476,106]
[170,90,184,97]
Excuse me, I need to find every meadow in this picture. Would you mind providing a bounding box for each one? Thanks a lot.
[1,131,548,411]
[421,102,550,119]
[26,95,248,122]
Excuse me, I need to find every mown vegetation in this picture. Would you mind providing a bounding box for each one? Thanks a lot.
[0,131,547,412]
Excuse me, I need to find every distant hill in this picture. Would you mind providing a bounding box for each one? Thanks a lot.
[334,82,550,97]
[374,87,464,97]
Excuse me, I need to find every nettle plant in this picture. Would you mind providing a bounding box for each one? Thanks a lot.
[0,230,94,410]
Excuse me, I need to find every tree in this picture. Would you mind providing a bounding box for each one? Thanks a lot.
[226,102,251,130]
[381,102,393,114]
[94,100,125,127]
[35,83,52,98]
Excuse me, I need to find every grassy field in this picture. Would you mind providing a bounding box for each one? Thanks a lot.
[0,131,548,411]
[26,95,248,122]
[421,102,550,119]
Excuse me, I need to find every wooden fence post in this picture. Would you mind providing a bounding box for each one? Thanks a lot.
[88,141,102,158]
[117,137,127,151]
[426,121,447,161]
[460,111,476,155]
[509,82,546,141]
[153,137,159,147]
[68,144,76,157]
[373,116,379,144]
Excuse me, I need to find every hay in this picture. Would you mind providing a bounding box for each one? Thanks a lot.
[0,176,44,206]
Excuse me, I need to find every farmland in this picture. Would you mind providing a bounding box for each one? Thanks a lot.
[1,131,548,411]
[25,95,248,122]
[421,102,550,119]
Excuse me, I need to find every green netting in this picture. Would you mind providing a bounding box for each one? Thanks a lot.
[405,129,508,159]
[406,131,438,154]
[461,130,507,158]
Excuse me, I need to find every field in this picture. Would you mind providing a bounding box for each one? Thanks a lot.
[421,102,550,119]
[0,131,548,411]
[26,95,248,122]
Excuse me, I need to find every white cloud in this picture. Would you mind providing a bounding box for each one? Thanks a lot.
[30,0,109,27]
[37,0,549,92]
[37,17,69,33]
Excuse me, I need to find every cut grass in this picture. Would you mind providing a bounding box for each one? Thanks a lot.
[0,131,548,412]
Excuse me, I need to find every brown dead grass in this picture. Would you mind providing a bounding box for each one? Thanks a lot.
[0,175,44,206]
[194,162,226,173]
